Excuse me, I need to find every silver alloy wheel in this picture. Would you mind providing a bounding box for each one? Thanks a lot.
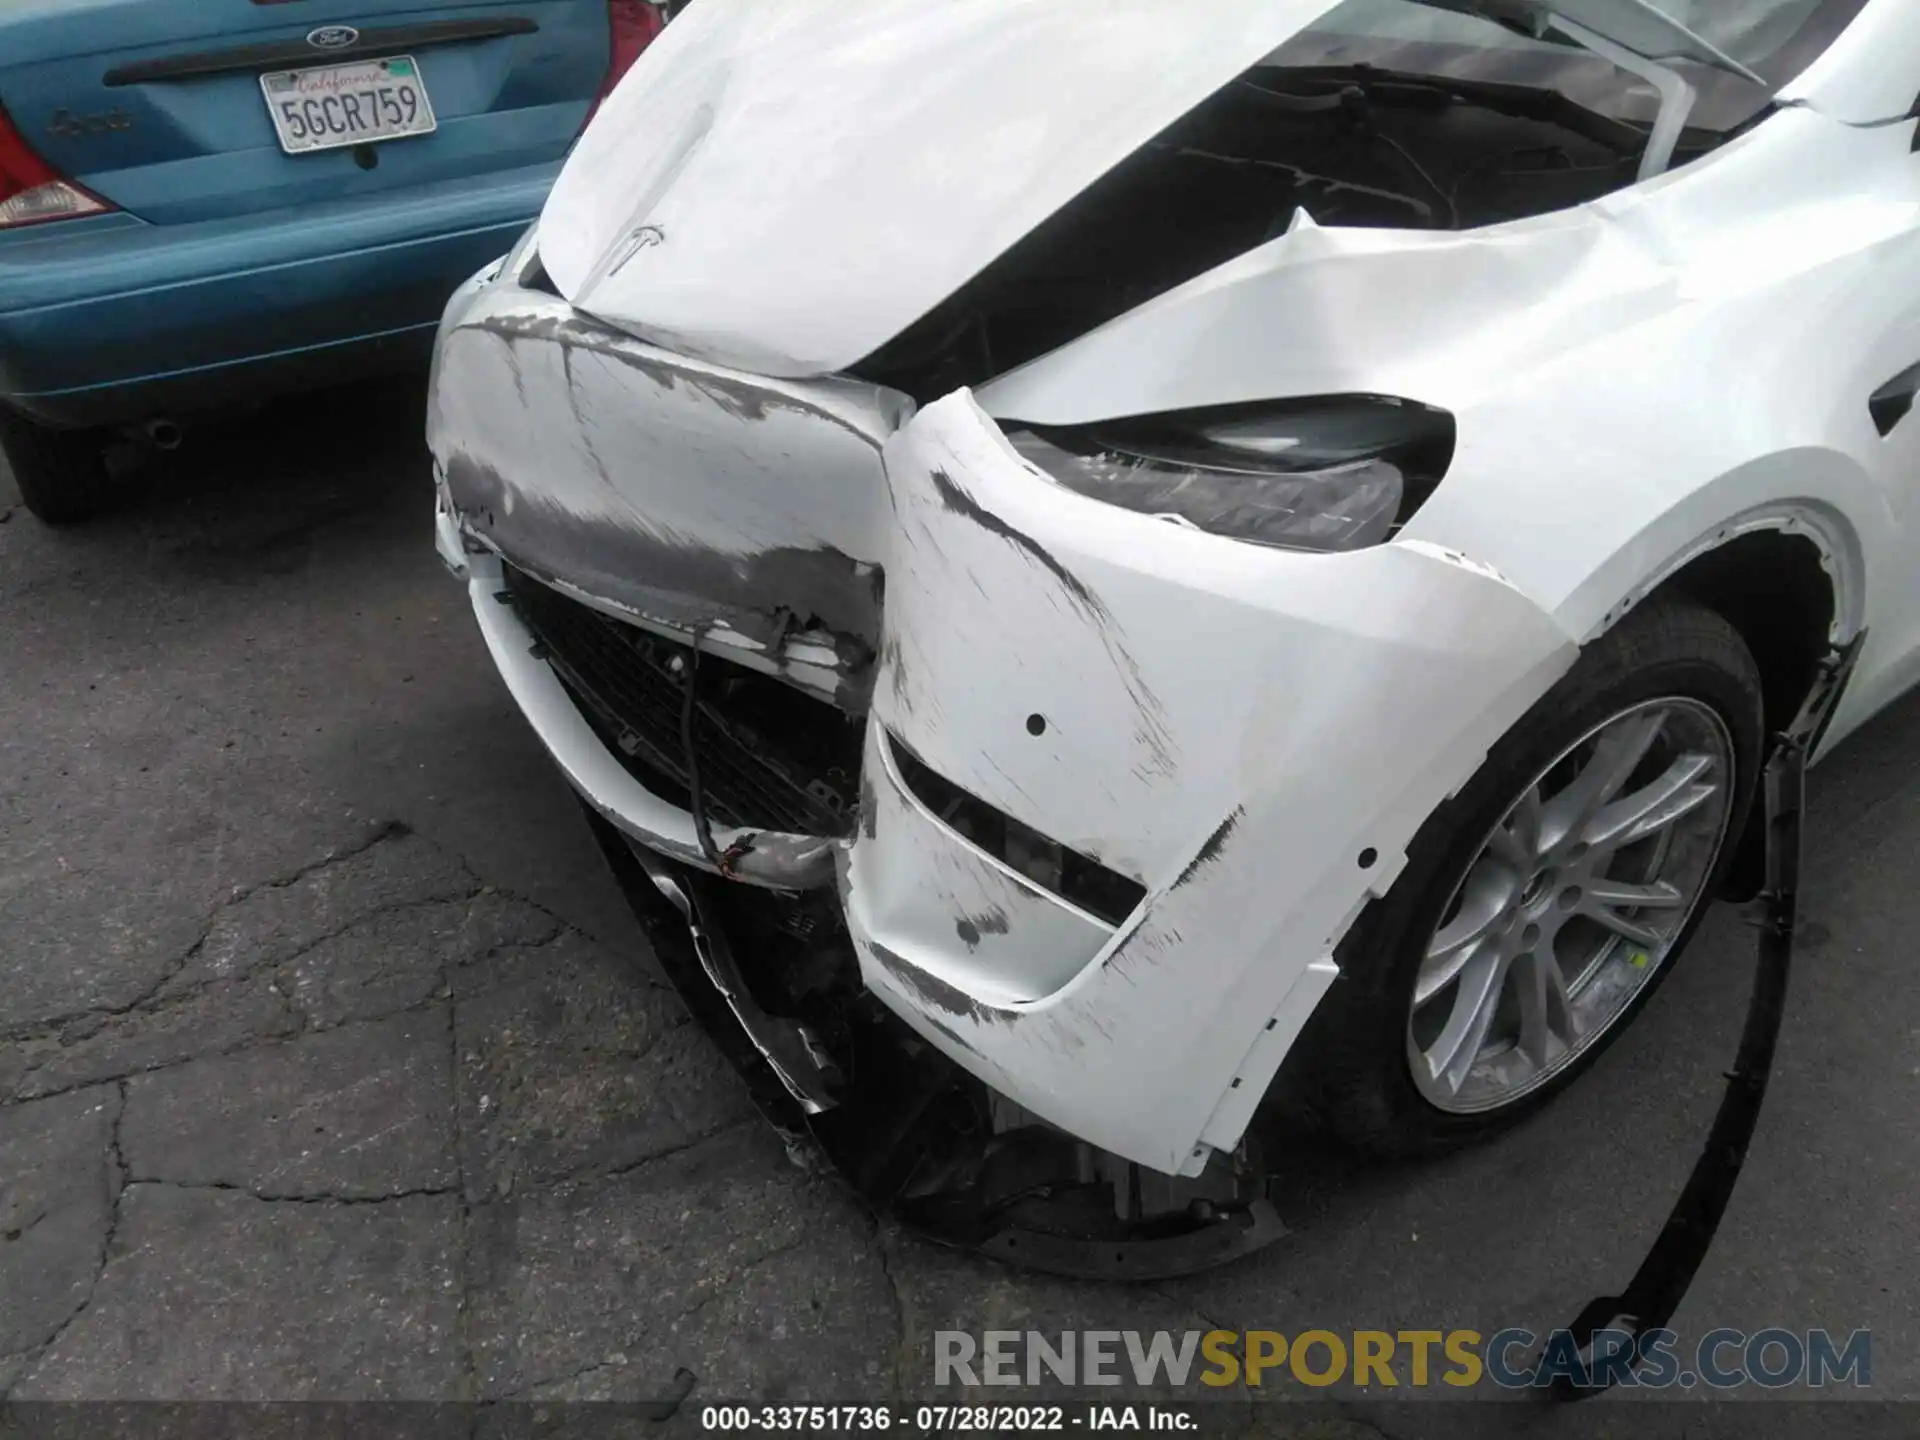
[1407,697,1737,1114]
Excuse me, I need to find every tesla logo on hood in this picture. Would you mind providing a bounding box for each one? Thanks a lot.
[606,225,666,274]
[307,25,360,50]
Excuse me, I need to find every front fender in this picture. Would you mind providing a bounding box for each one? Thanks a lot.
[841,390,1580,1174]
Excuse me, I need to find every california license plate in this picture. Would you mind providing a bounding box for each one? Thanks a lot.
[260,56,437,155]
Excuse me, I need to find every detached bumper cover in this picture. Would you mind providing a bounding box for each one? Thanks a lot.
[432,280,1579,1176]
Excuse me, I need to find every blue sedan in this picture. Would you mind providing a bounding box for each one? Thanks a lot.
[0,0,671,523]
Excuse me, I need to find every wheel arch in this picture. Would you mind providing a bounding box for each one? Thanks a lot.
[1590,503,1860,899]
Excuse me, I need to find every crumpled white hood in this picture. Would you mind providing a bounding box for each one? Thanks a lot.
[538,0,1827,380]
[538,0,1351,378]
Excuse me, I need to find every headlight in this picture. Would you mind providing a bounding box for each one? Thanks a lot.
[1007,395,1455,553]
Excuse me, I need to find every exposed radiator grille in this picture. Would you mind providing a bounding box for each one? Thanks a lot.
[504,568,861,838]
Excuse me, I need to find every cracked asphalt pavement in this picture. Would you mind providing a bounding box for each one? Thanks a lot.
[2,384,1917,1436]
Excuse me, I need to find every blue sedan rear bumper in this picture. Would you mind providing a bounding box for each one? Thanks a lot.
[0,160,555,428]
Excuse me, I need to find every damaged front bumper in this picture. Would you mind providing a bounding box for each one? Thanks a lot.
[850,395,1579,1176]
[430,270,1580,1191]
[441,531,846,892]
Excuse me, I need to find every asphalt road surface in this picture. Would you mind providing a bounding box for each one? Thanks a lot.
[2,383,1916,1437]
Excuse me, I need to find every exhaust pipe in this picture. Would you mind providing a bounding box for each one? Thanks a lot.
[143,419,183,452]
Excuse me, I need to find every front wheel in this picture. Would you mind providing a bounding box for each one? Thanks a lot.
[1297,595,1764,1157]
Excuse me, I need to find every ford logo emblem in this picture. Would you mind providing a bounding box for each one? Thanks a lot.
[307,25,360,50]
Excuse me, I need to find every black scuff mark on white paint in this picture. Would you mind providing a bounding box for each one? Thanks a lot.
[1171,806,1246,892]
[919,463,1180,779]
[927,466,1105,616]
[954,907,1011,951]
[870,942,1016,1028]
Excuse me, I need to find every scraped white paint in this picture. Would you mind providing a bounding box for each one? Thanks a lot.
[431,286,906,566]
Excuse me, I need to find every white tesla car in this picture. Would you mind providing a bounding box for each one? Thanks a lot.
[427,0,1910,1231]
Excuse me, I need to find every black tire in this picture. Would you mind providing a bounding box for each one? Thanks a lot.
[1290,595,1765,1157]
[0,408,119,525]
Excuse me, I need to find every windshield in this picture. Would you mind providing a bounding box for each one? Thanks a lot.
[1267,0,1871,130]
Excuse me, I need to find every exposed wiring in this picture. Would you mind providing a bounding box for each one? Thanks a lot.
[679,646,723,868]
[679,644,754,878]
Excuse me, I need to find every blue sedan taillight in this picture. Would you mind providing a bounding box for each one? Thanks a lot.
[0,105,114,230]
[582,0,669,129]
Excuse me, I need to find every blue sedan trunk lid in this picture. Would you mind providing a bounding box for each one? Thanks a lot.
[0,0,612,225]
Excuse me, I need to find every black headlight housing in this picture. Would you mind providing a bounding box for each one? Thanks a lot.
[1007,394,1456,553]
